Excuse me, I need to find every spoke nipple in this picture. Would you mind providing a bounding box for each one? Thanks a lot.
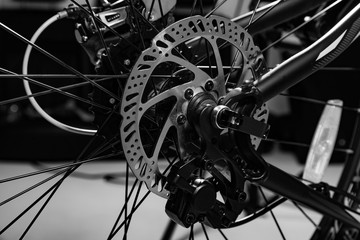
[185,213,196,225]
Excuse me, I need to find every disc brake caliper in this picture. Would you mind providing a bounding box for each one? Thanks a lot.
[165,82,270,228]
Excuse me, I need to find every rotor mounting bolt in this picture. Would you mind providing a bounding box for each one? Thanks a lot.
[218,97,224,104]
[234,117,242,125]
[124,59,131,66]
[205,80,214,91]
[82,36,88,42]
[184,88,194,100]
[204,161,213,171]
[177,114,187,125]
[109,98,116,104]
[236,191,247,202]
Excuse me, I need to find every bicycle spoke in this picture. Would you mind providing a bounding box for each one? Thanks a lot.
[189,224,195,240]
[84,0,129,77]
[1,153,89,235]
[69,0,142,53]
[224,50,241,85]
[109,190,151,239]
[123,180,144,238]
[0,153,117,184]
[16,165,78,237]
[107,177,139,239]
[124,0,160,33]
[124,164,130,240]
[244,0,285,30]
[101,94,174,238]
[8,118,124,237]
[12,101,124,210]
[199,0,205,16]
[75,102,121,156]
[128,0,146,50]
[31,160,130,182]
[1,0,359,239]
[19,182,60,240]
[147,0,156,21]
[259,187,286,240]
[0,74,128,79]
[0,137,121,235]
[292,201,320,229]
[262,0,343,53]
[157,0,166,28]
[204,0,227,18]
[267,90,360,156]
[0,68,112,111]
[190,0,199,16]
[280,93,360,112]
[201,223,210,240]
[245,0,261,29]
[0,22,121,102]
[218,229,229,240]
[0,168,67,207]
[0,176,60,235]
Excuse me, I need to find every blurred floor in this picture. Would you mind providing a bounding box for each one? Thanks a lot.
[0,147,344,240]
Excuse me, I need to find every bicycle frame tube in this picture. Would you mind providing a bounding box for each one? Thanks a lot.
[232,129,360,228]
[251,3,360,229]
[260,164,360,229]
[256,3,360,101]
[233,0,335,35]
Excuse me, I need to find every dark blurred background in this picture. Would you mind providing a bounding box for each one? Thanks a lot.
[0,0,98,160]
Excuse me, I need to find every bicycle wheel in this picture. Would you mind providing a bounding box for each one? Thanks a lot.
[1,0,360,239]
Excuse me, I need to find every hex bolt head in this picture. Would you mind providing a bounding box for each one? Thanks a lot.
[204,161,213,171]
[205,80,214,91]
[82,35,88,42]
[177,114,187,125]
[124,59,131,66]
[237,191,247,202]
[184,88,194,100]
[218,97,224,104]
[109,98,116,104]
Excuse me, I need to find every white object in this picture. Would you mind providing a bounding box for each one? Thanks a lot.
[142,0,177,21]
[303,99,343,183]
[22,12,96,135]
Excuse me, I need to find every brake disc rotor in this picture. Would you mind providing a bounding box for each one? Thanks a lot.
[120,15,266,198]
